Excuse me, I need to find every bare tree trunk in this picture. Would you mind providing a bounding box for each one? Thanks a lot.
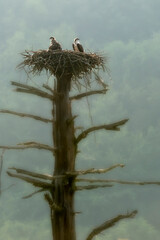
[51,74,76,240]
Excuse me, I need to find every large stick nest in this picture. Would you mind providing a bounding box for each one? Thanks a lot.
[18,50,107,89]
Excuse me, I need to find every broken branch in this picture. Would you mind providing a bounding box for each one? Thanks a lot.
[76,119,129,143]
[86,210,137,240]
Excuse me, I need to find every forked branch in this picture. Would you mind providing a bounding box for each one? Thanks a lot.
[86,210,137,240]
[76,119,129,143]
[70,89,108,101]
[0,109,52,123]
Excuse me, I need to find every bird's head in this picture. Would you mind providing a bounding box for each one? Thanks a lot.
[74,37,80,41]
[50,37,55,40]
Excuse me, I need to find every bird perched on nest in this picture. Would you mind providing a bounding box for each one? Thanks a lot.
[49,37,62,51]
[72,38,84,52]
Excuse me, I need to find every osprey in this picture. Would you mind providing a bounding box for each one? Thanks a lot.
[49,37,62,51]
[72,38,84,52]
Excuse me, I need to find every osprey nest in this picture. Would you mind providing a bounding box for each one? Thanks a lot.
[18,50,107,89]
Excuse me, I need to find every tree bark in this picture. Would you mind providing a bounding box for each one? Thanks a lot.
[51,74,76,240]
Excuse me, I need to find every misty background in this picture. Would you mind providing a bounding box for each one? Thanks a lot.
[0,0,160,239]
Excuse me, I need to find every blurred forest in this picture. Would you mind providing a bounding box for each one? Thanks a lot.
[0,0,160,239]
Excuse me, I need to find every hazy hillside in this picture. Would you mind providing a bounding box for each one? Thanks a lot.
[0,0,160,239]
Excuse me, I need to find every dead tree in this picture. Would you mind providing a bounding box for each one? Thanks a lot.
[1,49,160,240]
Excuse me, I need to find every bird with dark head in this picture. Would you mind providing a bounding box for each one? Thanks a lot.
[49,36,62,51]
[72,38,84,52]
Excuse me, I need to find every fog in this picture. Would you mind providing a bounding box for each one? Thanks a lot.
[0,0,160,239]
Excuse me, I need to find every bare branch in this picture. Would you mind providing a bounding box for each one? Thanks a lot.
[11,81,40,90]
[66,164,125,176]
[11,81,54,100]
[9,167,66,181]
[0,109,53,123]
[101,164,125,173]
[70,89,108,101]
[0,142,55,152]
[9,167,54,181]
[14,88,53,100]
[11,81,53,95]
[86,210,137,240]
[22,189,45,199]
[9,165,127,184]
[7,171,54,188]
[66,168,94,176]
[76,119,129,143]
[75,184,113,191]
[76,178,160,186]
[10,165,124,184]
